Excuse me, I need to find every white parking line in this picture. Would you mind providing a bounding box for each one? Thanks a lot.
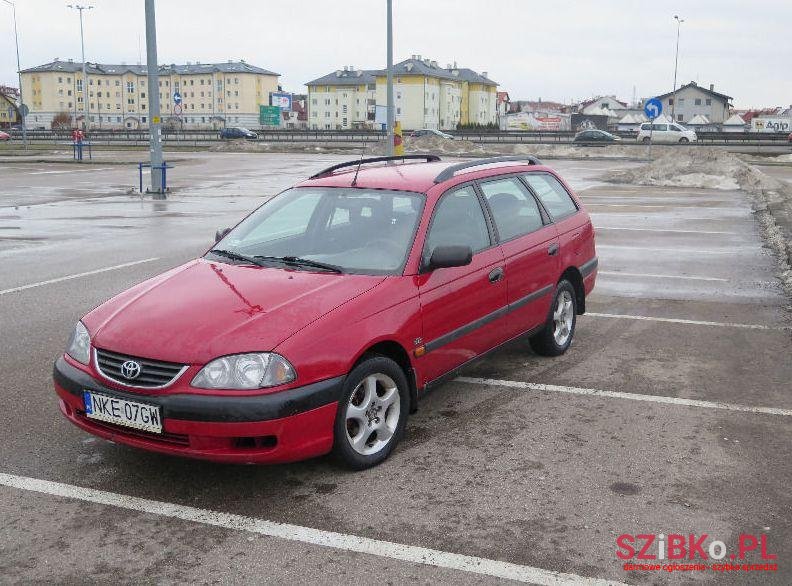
[598,270,728,282]
[595,244,760,255]
[0,258,159,296]
[596,227,735,234]
[456,378,792,416]
[584,312,789,331]
[27,168,111,175]
[0,473,625,586]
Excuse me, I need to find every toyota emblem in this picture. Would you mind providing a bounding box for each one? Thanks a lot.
[121,360,142,380]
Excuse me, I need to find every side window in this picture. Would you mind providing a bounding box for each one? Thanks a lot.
[523,173,578,221]
[479,177,544,241]
[425,186,490,256]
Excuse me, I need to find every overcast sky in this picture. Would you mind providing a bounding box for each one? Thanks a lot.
[1,0,790,108]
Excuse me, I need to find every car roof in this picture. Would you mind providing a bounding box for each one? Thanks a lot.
[297,158,555,193]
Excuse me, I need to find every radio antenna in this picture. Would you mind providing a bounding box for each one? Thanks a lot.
[351,150,365,186]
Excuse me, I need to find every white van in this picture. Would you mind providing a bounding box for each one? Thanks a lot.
[636,122,697,144]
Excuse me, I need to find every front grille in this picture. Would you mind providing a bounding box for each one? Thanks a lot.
[95,348,186,388]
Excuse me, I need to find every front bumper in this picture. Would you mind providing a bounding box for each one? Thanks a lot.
[54,357,344,464]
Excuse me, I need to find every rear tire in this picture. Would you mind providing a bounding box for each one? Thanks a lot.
[641,137,651,144]
[332,356,409,470]
[530,280,577,357]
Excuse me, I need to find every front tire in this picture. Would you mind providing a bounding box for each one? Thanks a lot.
[332,356,409,470]
[679,137,689,144]
[530,280,577,357]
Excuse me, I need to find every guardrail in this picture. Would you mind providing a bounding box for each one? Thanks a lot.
[4,128,790,146]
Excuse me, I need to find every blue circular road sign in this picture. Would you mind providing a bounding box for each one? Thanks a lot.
[173,91,182,105]
[644,97,663,120]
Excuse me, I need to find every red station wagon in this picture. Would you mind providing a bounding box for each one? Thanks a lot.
[54,155,598,469]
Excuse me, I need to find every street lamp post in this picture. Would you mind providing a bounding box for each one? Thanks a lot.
[671,14,684,123]
[386,0,394,157]
[67,4,93,131]
[2,0,27,148]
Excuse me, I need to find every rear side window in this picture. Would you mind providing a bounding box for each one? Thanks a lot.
[652,124,668,131]
[479,177,544,241]
[523,173,578,221]
[425,186,490,255]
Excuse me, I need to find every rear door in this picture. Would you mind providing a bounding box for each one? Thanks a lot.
[523,172,594,276]
[416,184,507,383]
[477,175,559,339]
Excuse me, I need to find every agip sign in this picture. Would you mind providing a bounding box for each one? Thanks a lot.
[751,117,791,133]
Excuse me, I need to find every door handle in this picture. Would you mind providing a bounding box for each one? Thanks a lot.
[548,243,560,256]
[488,267,504,283]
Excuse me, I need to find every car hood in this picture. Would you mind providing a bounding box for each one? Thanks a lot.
[86,259,386,364]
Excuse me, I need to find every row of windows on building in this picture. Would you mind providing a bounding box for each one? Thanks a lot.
[668,97,713,106]
[56,99,242,111]
[51,75,244,87]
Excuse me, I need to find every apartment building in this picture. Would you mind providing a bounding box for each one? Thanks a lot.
[0,86,19,128]
[306,56,498,131]
[20,59,280,129]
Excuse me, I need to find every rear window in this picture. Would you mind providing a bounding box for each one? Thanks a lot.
[523,173,578,221]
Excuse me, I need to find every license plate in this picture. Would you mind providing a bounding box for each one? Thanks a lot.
[83,391,162,434]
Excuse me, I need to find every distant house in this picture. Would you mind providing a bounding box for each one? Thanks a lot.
[0,86,19,128]
[576,96,628,116]
[655,82,732,124]
[509,99,568,114]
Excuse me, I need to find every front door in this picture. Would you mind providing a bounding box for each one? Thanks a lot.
[416,184,507,384]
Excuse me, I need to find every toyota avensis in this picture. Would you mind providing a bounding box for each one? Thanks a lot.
[54,155,597,470]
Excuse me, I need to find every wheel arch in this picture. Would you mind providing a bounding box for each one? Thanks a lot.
[559,266,585,315]
[354,340,418,413]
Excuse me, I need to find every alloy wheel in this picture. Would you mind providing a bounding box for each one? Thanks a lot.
[345,373,401,456]
[552,290,574,346]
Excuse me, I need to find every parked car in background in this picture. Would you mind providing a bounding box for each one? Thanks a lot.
[636,122,697,144]
[0,131,10,141]
[573,129,621,144]
[219,127,258,140]
[410,128,456,140]
[53,154,597,470]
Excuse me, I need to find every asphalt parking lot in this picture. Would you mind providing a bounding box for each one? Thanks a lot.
[1,152,790,585]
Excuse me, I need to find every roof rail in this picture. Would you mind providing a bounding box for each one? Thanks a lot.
[433,155,542,183]
[309,154,442,179]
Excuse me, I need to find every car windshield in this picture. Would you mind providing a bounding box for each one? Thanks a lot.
[209,187,425,275]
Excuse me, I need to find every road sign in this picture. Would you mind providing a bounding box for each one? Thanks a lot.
[173,91,182,105]
[259,105,280,126]
[151,115,161,124]
[173,104,183,116]
[20,104,29,117]
[644,97,662,120]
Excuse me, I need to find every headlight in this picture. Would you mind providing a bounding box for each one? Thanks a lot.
[191,353,296,390]
[66,321,91,365]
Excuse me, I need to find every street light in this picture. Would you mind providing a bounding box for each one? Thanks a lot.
[386,0,394,157]
[1,0,27,148]
[671,14,684,122]
[67,4,93,131]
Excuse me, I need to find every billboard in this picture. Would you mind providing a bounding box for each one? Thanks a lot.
[571,114,609,131]
[270,92,292,111]
[259,105,281,126]
[751,117,791,133]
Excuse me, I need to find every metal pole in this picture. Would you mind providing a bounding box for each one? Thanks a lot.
[68,5,92,131]
[144,0,164,196]
[386,0,394,156]
[671,15,683,122]
[2,0,26,148]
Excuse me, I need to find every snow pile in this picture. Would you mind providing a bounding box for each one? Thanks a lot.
[603,148,783,194]
[366,135,633,159]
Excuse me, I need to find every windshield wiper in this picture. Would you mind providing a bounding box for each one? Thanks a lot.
[254,255,343,274]
[209,249,268,267]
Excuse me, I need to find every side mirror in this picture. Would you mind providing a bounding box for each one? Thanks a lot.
[215,227,231,243]
[427,245,473,271]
